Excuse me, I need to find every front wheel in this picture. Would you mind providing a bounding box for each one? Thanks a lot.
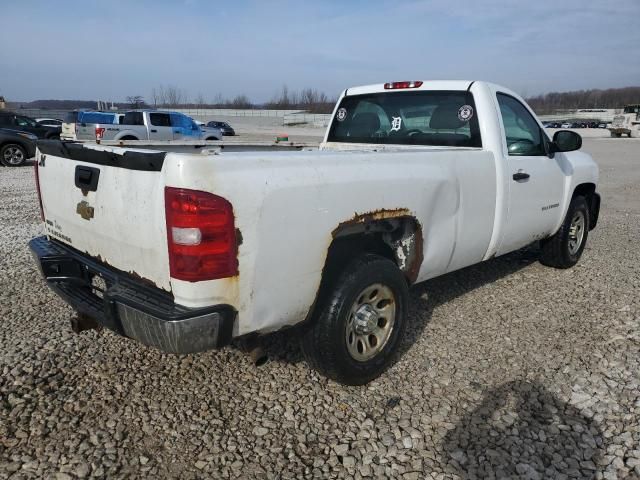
[1,143,28,166]
[540,196,589,269]
[300,254,409,385]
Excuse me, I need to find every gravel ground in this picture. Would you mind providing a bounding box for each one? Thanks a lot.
[1,137,639,479]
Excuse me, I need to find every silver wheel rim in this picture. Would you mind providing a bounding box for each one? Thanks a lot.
[3,146,24,165]
[345,283,396,362]
[568,211,585,255]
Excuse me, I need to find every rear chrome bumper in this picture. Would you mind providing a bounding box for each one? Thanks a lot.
[29,236,235,354]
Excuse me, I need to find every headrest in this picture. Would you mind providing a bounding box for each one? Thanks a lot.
[350,112,381,137]
[430,104,467,130]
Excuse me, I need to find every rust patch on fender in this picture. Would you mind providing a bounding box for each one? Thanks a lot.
[331,208,411,238]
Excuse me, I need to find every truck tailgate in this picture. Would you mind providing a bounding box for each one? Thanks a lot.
[76,123,96,140]
[36,141,171,291]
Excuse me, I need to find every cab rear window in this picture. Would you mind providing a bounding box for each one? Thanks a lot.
[64,112,80,123]
[327,90,481,147]
[78,112,117,124]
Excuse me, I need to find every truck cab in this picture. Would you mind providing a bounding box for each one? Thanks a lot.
[610,104,640,138]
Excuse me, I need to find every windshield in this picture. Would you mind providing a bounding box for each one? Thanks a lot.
[327,90,481,147]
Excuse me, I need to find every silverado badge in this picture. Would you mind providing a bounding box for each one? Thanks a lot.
[76,200,95,220]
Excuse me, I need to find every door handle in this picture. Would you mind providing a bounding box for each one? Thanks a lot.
[513,171,530,181]
[150,129,157,133]
[174,130,180,133]
[74,166,100,192]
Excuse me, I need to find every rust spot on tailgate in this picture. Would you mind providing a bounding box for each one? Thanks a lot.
[89,253,164,291]
[331,208,411,238]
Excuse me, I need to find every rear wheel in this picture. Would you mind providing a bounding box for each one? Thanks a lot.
[1,143,27,167]
[300,254,408,385]
[540,196,589,269]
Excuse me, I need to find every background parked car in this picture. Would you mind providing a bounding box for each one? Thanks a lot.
[561,122,572,128]
[0,112,61,139]
[0,128,37,166]
[206,121,235,136]
[36,118,64,128]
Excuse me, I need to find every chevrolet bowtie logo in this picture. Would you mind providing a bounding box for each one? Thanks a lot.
[76,200,94,220]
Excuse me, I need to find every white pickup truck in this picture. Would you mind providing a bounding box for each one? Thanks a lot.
[84,110,222,142]
[30,80,600,385]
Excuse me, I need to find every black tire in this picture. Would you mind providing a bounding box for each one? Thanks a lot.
[300,254,409,385]
[540,196,589,269]
[1,143,28,167]
[119,136,138,141]
[205,136,219,141]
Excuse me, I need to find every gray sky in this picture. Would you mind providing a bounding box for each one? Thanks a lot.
[2,0,639,102]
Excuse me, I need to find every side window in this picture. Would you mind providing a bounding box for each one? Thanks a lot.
[0,115,11,126]
[497,93,545,156]
[16,116,37,127]
[123,112,143,125]
[150,113,171,127]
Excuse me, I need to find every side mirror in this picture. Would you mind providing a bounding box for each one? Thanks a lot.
[552,130,582,153]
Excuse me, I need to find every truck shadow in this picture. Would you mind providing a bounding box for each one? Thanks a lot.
[442,380,603,479]
[255,244,541,368]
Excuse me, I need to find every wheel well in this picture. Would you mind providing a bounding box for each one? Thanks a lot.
[0,141,27,151]
[572,183,595,199]
[119,135,138,141]
[205,136,219,141]
[323,215,423,286]
[572,183,599,229]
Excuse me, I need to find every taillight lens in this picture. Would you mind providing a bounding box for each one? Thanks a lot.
[384,81,423,89]
[164,187,238,282]
[95,127,105,139]
[34,159,45,221]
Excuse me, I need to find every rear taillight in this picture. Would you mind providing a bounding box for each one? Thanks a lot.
[95,127,105,140]
[384,81,423,89]
[34,159,44,221]
[164,187,238,282]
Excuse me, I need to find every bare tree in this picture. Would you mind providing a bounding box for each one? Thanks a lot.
[150,88,160,108]
[126,95,145,109]
[212,93,225,107]
[227,95,253,109]
[266,85,335,113]
[195,93,205,106]
[526,86,640,114]
[164,85,183,107]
